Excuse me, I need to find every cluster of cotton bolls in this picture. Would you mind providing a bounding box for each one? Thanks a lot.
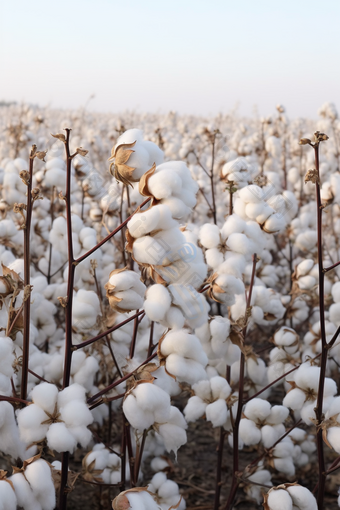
[264,484,317,510]
[184,376,236,429]
[4,101,340,509]
[83,443,130,484]
[17,382,94,453]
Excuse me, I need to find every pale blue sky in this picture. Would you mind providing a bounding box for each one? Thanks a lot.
[1,0,339,117]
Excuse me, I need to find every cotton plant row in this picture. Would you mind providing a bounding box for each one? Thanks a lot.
[0,103,339,509]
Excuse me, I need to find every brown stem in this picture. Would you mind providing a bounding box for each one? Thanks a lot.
[129,312,140,359]
[75,197,151,265]
[213,427,225,510]
[59,129,76,510]
[21,148,34,401]
[313,143,328,510]
[73,310,144,350]
[224,254,257,509]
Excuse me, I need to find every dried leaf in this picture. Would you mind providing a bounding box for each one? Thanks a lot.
[76,147,89,157]
[304,169,320,185]
[51,133,66,142]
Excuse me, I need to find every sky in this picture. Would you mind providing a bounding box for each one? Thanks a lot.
[1,0,339,118]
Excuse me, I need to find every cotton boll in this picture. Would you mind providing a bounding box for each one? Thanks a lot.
[226,233,251,255]
[332,282,340,303]
[147,169,182,199]
[157,406,187,455]
[267,489,293,510]
[330,303,340,325]
[210,376,231,400]
[17,404,49,443]
[283,388,306,410]
[60,400,93,428]
[244,398,271,421]
[239,185,264,204]
[144,284,171,321]
[149,471,167,491]
[261,425,280,448]
[0,480,17,510]
[30,383,58,415]
[296,259,314,277]
[9,474,37,510]
[247,357,267,386]
[286,485,317,510]
[25,459,56,510]
[267,406,289,425]
[161,330,208,366]
[199,224,220,249]
[57,383,86,408]
[183,396,207,422]
[239,418,262,445]
[326,427,340,453]
[165,354,207,385]
[46,422,77,453]
[123,394,155,430]
[206,399,228,427]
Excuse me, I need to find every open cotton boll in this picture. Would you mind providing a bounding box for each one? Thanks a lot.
[0,402,25,459]
[326,427,340,452]
[210,376,232,400]
[30,382,58,415]
[226,233,251,255]
[147,169,182,199]
[296,259,314,278]
[295,230,317,252]
[161,196,190,219]
[246,357,267,386]
[25,459,56,510]
[330,303,340,325]
[8,474,36,510]
[17,404,49,443]
[60,400,93,428]
[133,383,171,423]
[123,394,156,430]
[46,422,77,453]
[286,485,317,510]
[283,388,306,410]
[164,354,207,385]
[267,405,289,425]
[239,185,264,204]
[273,457,295,476]
[244,398,271,421]
[163,306,185,329]
[144,284,171,321]
[57,383,86,408]
[267,489,293,510]
[114,289,144,310]
[332,282,340,303]
[183,396,207,422]
[0,480,17,510]
[157,406,187,455]
[261,425,281,448]
[149,471,167,491]
[199,223,220,249]
[108,270,145,294]
[161,330,208,366]
[239,418,262,445]
[206,399,228,427]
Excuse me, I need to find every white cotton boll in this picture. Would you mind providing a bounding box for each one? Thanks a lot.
[144,284,171,321]
[46,422,77,453]
[147,169,182,199]
[60,400,93,428]
[297,275,316,290]
[332,282,340,303]
[239,185,264,204]
[221,214,247,238]
[133,236,167,266]
[30,383,58,414]
[239,418,262,445]
[74,356,99,390]
[163,306,185,329]
[123,394,155,430]
[0,480,17,510]
[161,330,208,366]
[134,383,171,423]
[158,479,180,499]
[161,196,190,219]
[261,425,280,448]
[68,425,92,447]
[165,354,207,385]
[157,407,187,455]
[115,289,144,310]
[210,376,231,400]
[295,230,317,252]
[108,270,145,294]
[25,459,56,510]
[326,427,340,453]
[296,259,314,277]
[57,383,86,408]
[205,248,224,269]
[286,485,317,510]
[300,402,317,426]
[267,406,289,425]
[226,233,251,255]
[244,398,271,421]
[263,213,286,233]
[150,471,167,491]
[183,396,207,422]
[206,399,228,427]
[245,202,266,221]
[294,364,320,393]
[283,388,306,410]
[267,489,293,510]
[199,224,220,249]
[330,303,340,325]
[17,404,49,443]
[247,357,267,385]
[0,402,25,459]
[150,457,169,472]
[9,474,37,510]
[192,380,212,401]
[273,457,295,476]
[86,446,110,471]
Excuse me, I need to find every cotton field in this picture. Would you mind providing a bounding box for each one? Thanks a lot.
[1,101,340,509]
